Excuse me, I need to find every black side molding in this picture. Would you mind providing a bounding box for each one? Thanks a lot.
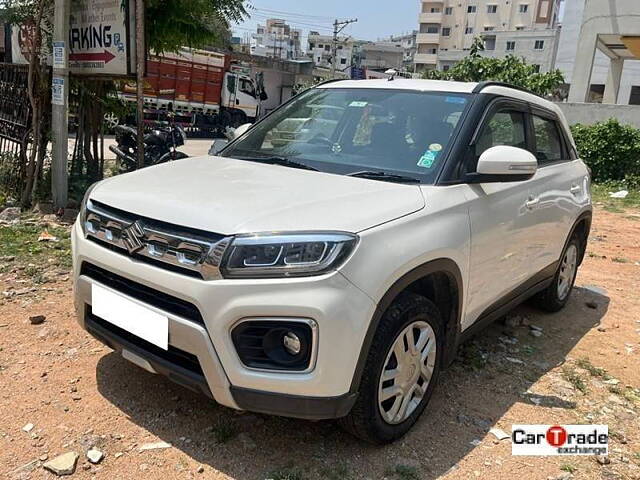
[230,387,357,420]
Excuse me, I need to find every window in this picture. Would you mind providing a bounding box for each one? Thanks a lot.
[506,41,516,50]
[338,45,343,50]
[428,48,438,54]
[430,7,441,12]
[426,26,440,33]
[443,65,450,71]
[442,27,451,36]
[487,4,497,13]
[467,5,477,13]
[534,40,544,50]
[519,4,529,12]
[324,45,330,52]
[445,6,453,14]
[484,26,495,31]
[475,110,527,158]
[532,115,563,163]
[239,78,256,98]
[532,64,541,72]
[515,26,525,30]
[340,58,347,65]
[317,44,323,48]
[465,27,474,34]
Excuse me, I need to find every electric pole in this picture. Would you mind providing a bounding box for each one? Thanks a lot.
[331,18,357,78]
[135,0,145,169]
[51,0,70,210]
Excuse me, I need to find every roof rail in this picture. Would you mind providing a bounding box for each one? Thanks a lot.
[472,81,541,98]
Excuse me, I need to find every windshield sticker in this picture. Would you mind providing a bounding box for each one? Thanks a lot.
[428,143,443,152]
[445,96,467,104]
[349,101,368,107]
[417,150,438,168]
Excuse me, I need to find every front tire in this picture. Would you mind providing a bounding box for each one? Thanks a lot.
[533,236,580,312]
[339,293,443,444]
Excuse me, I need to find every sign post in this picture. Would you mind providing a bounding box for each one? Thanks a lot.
[51,0,70,210]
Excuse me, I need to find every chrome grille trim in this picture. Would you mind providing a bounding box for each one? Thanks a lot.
[84,200,231,280]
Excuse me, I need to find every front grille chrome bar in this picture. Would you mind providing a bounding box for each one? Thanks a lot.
[84,200,231,280]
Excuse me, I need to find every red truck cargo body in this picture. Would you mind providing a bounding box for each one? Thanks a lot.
[141,49,230,111]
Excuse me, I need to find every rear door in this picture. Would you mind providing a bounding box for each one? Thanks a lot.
[525,109,587,274]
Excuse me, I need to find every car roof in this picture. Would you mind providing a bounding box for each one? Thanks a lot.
[317,78,561,118]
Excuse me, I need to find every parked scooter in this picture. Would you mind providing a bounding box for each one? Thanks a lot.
[109,110,188,173]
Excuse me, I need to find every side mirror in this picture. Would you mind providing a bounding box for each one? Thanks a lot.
[470,145,537,183]
[232,122,252,139]
[208,139,229,156]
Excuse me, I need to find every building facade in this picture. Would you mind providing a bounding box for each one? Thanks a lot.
[307,32,355,74]
[557,0,640,105]
[415,0,561,72]
[251,19,303,61]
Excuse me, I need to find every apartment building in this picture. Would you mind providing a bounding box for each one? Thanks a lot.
[307,32,355,74]
[415,0,561,72]
[251,19,303,60]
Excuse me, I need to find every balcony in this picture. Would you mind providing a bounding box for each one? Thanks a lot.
[419,12,443,23]
[416,33,440,44]
[414,53,438,65]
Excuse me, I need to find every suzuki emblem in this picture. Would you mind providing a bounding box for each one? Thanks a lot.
[122,220,145,254]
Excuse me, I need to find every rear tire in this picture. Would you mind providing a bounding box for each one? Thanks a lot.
[339,293,443,444]
[533,236,580,312]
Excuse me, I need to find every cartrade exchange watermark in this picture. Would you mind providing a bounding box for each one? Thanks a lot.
[512,425,608,456]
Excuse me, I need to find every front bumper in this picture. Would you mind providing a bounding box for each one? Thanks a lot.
[71,221,375,418]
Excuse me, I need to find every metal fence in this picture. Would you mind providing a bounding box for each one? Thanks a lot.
[0,62,32,196]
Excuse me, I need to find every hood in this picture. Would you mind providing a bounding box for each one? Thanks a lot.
[91,156,425,234]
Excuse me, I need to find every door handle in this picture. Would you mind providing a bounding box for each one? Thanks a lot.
[525,196,540,209]
[570,184,581,194]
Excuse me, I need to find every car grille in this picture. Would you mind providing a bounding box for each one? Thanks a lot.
[81,262,204,325]
[84,200,230,280]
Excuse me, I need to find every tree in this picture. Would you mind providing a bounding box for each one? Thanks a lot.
[145,0,246,54]
[423,37,564,97]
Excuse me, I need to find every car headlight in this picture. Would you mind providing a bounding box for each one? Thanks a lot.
[220,232,357,278]
[79,182,100,234]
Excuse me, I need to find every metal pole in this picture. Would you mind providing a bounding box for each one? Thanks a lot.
[51,0,70,210]
[331,18,357,79]
[135,0,145,169]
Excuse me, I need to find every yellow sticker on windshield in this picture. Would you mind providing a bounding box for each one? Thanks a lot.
[429,143,443,152]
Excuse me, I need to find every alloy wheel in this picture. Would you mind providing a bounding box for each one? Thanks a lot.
[377,320,437,425]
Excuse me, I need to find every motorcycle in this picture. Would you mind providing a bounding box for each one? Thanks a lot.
[109,117,189,173]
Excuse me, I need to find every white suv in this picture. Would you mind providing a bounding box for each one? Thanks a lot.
[72,79,592,444]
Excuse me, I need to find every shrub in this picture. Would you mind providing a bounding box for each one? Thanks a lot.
[571,119,640,184]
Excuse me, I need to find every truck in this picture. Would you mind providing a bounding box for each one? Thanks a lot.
[117,48,266,135]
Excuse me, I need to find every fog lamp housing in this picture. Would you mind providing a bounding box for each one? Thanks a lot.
[231,319,317,372]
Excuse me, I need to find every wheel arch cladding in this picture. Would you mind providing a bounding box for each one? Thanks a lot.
[349,258,463,394]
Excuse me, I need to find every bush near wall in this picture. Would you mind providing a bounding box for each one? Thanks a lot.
[571,119,640,188]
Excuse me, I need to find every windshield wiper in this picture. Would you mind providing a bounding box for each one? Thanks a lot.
[235,155,318,171]
[347,170,421,184]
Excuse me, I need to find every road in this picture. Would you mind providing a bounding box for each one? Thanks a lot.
[68,136,214,160]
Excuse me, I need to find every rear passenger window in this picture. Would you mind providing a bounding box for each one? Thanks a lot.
[475,110,527,157]
[532,115,564,163]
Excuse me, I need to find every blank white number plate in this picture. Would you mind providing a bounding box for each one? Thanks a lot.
[92,283,168,350]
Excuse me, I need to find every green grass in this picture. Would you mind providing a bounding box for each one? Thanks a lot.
[318,462,351,480]
[562,367,588,394]
[388,464,420,480]
[0,221,72,277]
[591,184,640,211]
[211,418,237,444]
[575,358,611,380]
[560,464,577,474]
[266,466,304,480]
[612,256,629,263]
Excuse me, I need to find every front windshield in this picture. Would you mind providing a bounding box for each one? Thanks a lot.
[220,87,471,183]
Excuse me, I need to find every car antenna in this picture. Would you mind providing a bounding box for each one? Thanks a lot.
[385,69,398,81]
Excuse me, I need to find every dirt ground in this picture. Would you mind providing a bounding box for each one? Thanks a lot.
[0,206,639,480]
